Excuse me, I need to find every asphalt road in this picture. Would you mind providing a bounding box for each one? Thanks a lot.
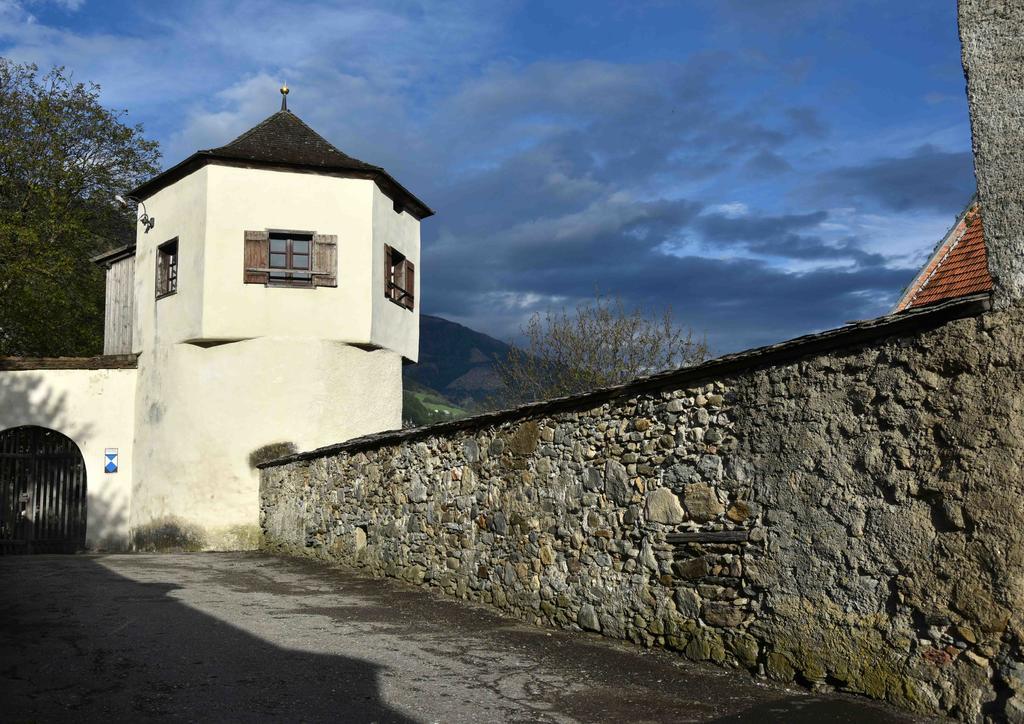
[0,553,925,723]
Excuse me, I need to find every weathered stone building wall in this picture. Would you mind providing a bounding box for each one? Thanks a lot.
[960,0,1024,309]
[260,296,1024,721]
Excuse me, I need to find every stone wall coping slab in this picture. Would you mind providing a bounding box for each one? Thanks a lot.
[260,292,990,469]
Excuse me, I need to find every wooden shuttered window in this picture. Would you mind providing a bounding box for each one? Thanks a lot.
[384,244,415,311]
[244,231,337,288]
[155,238,179,299]
[244,230,270,284]
[403,260,415,310]
[312,234,337,287]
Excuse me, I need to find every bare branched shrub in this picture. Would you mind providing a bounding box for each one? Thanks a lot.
[493,292,709,407]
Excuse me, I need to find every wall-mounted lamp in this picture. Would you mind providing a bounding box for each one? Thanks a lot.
[114,194,156,233]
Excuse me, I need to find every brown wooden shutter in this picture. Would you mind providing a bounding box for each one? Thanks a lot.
[384,245,393,300]
[404,259,415,310]
[155,246,167,297]
[312,234,337,287]
[244,230,270,284]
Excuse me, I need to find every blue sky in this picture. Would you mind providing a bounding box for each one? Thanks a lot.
[1,0,975,353]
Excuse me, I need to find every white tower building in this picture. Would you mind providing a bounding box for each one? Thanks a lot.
[0,89,432,551]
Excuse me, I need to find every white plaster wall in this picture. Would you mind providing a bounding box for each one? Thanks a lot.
[200,165,377,345]
[130,338,401,550]
[125,162,413,550]
[0,368,137,549]
[371,184,420,361]
[133,167,208,350]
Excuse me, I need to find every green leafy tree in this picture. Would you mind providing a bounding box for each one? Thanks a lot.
[493,292,710,407]
[0,59,160,356]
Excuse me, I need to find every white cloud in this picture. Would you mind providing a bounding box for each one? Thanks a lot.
[0,0,973,351]
[48,0,85,10]
[826,207,957,267]
[0,0,506,168]
[706,202,749,218]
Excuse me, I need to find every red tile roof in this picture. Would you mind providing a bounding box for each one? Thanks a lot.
[895,202,993,312]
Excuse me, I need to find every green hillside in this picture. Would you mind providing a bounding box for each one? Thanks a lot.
[402,378,470,427]
[403,315,512,412]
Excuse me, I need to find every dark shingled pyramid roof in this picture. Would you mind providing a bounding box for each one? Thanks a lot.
[209,111,378,172]
[130,109,433,218]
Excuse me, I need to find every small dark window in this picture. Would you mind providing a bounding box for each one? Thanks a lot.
[156,238,178,299]
[268,232,314,287]
[385,245,415,310]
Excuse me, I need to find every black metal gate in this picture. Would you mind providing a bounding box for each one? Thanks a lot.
[0,426,87,554]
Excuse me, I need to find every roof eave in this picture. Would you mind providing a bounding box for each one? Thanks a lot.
[372,169,435,219]
[90,242,137,267]
[128,153,434,219]
[127,151,211,200]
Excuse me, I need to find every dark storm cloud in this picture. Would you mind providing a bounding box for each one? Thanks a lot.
[696,210,826,243]
[696,209,885,266]
[415,53,918,354]
[427,246,911,355]
[426,55,813,196]
[596,254,908,348]
[428,195,706,296]
[812,144,975,212]
[421,56,825,247]
[424,178,902,354]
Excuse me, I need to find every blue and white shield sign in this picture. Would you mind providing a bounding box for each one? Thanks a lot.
[104,448,118,474]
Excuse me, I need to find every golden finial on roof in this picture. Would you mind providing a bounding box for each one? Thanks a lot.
[280,83,289,112]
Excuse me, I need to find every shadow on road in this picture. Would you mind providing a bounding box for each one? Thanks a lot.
[0,556,413,722]
[0,553,925,723]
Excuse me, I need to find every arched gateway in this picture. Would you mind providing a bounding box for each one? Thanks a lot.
[0,426,87,554]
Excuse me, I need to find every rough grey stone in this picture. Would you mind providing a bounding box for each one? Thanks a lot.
[682,483,724,522]
[664,463,700,487]
[491,512,508,536]
[639,540,658,571]
[702,602,746,628]
[697,455,723,482]
[644,488,685,525]
[1005,695,1024,724]
[577,604,601,631]
[727,500,759,523]
[604,460,632,505]
[675,587,702,618]
[672,557,708,579]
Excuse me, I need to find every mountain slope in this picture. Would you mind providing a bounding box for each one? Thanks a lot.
[404,315,511,410]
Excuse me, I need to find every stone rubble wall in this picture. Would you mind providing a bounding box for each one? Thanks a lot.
[959,0,1024,310]
[261,303,1024,722]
